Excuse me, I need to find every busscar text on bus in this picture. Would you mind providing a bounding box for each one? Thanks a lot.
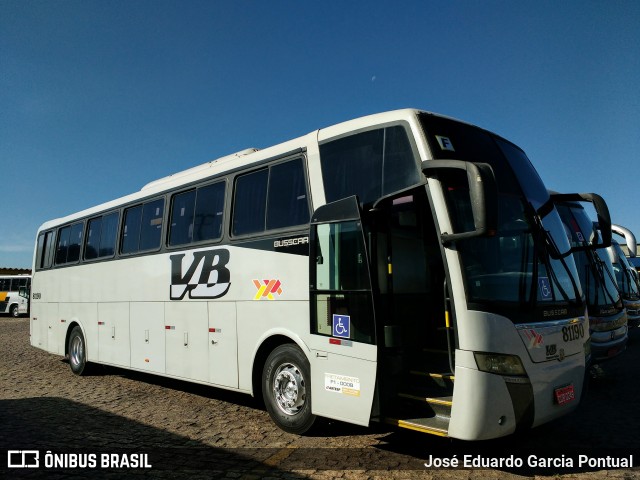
[30,109,591,441]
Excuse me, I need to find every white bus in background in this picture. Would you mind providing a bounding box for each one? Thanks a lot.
[609,224,640,327]
[0,275,31,317]
[552,194,627,364]
[31,109,589,440]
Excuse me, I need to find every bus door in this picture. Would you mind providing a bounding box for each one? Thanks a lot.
[308,196,378,426]
[371,187,453,428]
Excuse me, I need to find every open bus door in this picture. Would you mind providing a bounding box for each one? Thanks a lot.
[307,196,379,426]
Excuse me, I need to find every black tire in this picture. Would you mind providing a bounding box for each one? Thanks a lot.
[262,344,315,434]
[68,326,88,375]
[10,304,19,318]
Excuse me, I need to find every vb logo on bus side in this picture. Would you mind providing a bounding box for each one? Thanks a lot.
[170,249,231,300]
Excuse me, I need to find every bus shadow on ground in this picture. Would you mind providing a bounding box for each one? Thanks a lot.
[71,360,382,439]
[0,397,311,478]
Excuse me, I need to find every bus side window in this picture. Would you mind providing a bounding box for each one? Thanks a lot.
[169,190,197,246]
[121,205,143,254]
[66,223,84,263]
[43,231,55,268]
[193,182,225,242]
[85,217,103,260]
[86,212,119,259]
[55,226,71,265]
[99,212,119,257]
[266,158,310,230]
[121,199,163,254]
[36,233,46,269]
[233,169,268,236]
[140,199,164,251]
[320,126,419,206]
[232,158,310,237]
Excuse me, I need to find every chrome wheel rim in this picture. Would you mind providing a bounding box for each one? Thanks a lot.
[70,335,84,368]
[272,362,306,416]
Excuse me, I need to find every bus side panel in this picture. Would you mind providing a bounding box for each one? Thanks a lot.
[130,302,166,374]
[237,301,309,393]
[208,301,238,388]
[30,302,50,351]
[97,302,129,367]
[47,303,64,355]
[165,301,209,382]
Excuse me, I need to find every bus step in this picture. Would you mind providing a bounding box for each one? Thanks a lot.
[409,371,455,388]
[384,415,450,437]
[397,392,452,416]
[421,348,450,355]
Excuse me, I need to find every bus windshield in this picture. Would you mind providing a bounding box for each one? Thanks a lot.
[612,242,640,300]
[555,202,621,312]
[420,114,583,322]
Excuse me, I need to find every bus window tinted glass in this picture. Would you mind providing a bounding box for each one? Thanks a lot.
[55,226,71,264]
[43,231,55,268]
[36,234,46,268]
[383,126,420,195]
[170,190,196,246]
[140,199,164,251]
[85,217,102,260]
[170,182,225,246]
[193,182,225,242]
[99,212,119,257]
[121,205,143,254]
[320,126,418,205]
[56,223,83,264]
[321,129,383,205]
[233,169,268,236]
[267,159,310,230]
[67,223,84,263]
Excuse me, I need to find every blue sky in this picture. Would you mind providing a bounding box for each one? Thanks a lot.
[1,1,639,268]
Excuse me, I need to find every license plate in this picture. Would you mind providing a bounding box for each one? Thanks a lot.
[554,384,575,405]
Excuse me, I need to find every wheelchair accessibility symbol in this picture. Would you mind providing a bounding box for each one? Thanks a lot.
[332,314,351,339]
[538,277,552,301]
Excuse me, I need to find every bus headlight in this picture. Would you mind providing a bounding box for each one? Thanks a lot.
[474,353,526,376]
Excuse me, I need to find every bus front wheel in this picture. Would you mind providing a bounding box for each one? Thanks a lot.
[10,305,19,318]
[262,344,315,434]
[68,326,88,375]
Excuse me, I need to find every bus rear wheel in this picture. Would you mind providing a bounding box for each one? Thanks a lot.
[68,326,88,375]
[262,344,315,434]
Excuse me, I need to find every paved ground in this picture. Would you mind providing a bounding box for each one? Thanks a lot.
[1,315,639,479]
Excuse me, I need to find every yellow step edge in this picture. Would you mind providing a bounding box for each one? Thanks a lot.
[385,418,449,437]
[397,393,453,406]
[409,371,455,381]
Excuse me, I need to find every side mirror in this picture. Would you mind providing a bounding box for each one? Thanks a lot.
[612,224,637,257]
[422,160,497,244]
[19,286,29,299]
[550,192,612,250]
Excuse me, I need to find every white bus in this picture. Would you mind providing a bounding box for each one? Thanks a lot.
[0,274,31,317]
[552,193,627,364]
[608,225,640,327]
[31,109,589,440]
